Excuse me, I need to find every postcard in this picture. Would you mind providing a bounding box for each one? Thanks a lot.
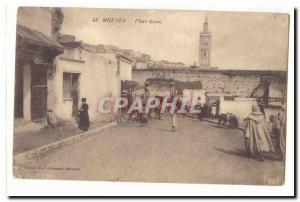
[12,7,289,186]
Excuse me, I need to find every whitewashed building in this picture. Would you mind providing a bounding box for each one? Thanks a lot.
[47,36,133,122]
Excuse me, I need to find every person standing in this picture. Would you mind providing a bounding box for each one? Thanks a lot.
[170,111,177,133]
[211,102,217,118]
[274,106,286,160]
[78,98,90,132]
[244,105,274,161]
[257,97,266,117]
[216,99,220,117]
[195,97,202,119]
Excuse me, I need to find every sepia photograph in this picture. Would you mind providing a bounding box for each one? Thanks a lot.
[12,7,289,186]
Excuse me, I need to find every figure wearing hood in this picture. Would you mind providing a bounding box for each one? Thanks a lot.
[244,105,274,161]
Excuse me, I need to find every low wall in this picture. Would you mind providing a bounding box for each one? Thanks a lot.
[183,89,206,105]
[219,97,257,129]
[219,97,283,130]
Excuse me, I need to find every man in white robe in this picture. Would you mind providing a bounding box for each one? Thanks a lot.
[170,111,177,133]
[244,105,274,161]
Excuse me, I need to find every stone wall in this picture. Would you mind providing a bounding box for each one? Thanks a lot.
[132,69,287,99]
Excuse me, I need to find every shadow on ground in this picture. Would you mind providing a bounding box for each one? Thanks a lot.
[213,125,233,129]
[157,128,172,133]
[215,147,279,161]
[215,147,250,158]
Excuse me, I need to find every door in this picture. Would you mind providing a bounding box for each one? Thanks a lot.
[71,74,80,118]
[31,65,48,120]
[14,60,24,118]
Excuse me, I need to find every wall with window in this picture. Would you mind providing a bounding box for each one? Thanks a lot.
[48,49,121,122]
[47,48,84,121]
[62,72,80,100]
[59,47,82,61]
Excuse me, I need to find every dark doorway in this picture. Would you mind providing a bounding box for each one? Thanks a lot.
[14,61,24,118]
[31,65,48,120]
[63,72,80,118]
[71,74,80,118]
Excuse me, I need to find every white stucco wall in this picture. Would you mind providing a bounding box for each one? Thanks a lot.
[17,7,52,37]
[48,49,121,122]
[47,55,84,121]
[120,61,132,81]
[220,97,282,131]
[183,89,206,105]
[219,97,257,128]
[269,80,286,98]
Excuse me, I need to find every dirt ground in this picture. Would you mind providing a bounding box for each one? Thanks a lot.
[14,116,285,185]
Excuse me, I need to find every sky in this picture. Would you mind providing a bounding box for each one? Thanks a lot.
[60,8,289,70]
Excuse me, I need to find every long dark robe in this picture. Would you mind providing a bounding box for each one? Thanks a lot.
[78,103,90,131]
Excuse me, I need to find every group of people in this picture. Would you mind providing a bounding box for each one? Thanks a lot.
[76,96,287,162]
[244,104,286,162]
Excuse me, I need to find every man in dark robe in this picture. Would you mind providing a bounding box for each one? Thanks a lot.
[78,98,90,131]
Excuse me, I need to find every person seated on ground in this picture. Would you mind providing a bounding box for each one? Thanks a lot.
[244,105,274,162]
[227,113,238,128]
[218,113,227,126]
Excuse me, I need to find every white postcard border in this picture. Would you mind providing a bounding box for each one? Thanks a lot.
[5,0,295,196]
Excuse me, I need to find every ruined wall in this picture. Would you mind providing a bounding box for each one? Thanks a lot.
[134,61,148,70]
[132,69,287,99]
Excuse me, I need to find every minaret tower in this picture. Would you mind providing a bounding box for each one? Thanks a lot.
[199,15,211,68]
